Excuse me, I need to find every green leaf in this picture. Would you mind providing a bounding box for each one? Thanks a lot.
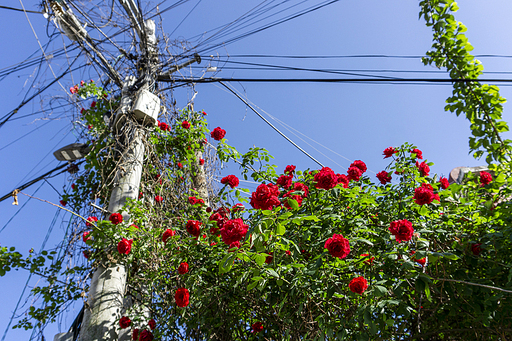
[276,223,286,236]
[218,253,235,274]
[255,253,266,266]
[266,268,279,278]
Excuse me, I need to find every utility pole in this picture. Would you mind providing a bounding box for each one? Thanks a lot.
[46,1,203,340]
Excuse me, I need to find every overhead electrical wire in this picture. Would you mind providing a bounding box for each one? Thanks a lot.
[219,81,325,167]
[167,77,512,85]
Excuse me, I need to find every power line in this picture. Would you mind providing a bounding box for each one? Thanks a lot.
[0,161,84,204]
[0,5,41,14]
[165,77,512,84]
[219,81,324,168]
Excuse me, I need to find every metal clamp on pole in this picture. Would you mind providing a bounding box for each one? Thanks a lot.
[157,53,201,81]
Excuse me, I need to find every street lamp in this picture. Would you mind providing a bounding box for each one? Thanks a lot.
[53,143,91,161]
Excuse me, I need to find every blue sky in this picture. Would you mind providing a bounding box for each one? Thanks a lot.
[1,0,512,339]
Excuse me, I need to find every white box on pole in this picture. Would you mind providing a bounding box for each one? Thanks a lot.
[132,89,160,126]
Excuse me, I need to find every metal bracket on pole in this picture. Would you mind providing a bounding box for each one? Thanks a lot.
[157,53,202,81]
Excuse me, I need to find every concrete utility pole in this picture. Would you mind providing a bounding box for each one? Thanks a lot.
[48,1,203,339]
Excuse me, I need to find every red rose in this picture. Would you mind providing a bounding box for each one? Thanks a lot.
[132,329,139,341]
[416,161,430,177]
[349,276,368,295]
[284,165,296,174]
[178,262,189,274]
[250,183,281,210]
[139,329,154,341]
[119,316,131,329]
[252,322,263,333]
[228,241,241,251]
[220,218,248,245]
[148,318,156,330]
[109,213,123,225]
[411,148,423,159]
[177,162,183,169]
[285,250,291,256]
[202,111,207,115]
[376,171,392,185]
[337,174,349,188]
[60,200,67,207]
[440,177,449,189]
[383,147,397,159]
[83,251,90,259]
[265,252,273,264]
[86,216,98,227]
[232,203,245,212]
[389,219,414,243]
[347,166,363,182]
[155,195,163,203]
[91,101,96,108]
[181,121,191,129]
[314,167,338,190]
[186,220,202,237]
[350,160,367,173]
[80,80,85,86]
[324,234,350,259]
[210,127,226,141]
[175,288,190,307]
[276,174,293,189]
[413,183,435,205]
[283,190,303,209]
[221,175,239,189]
[162,229,175,243]
[158,121,169,131]
[117,238,133,255]
[292,182,309,197]
[82,231,91,242]
[188,196,204,206]
[71,183,76,190]
[479,171,492,186]
[471,243,482,255]
[199,158,205,165]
